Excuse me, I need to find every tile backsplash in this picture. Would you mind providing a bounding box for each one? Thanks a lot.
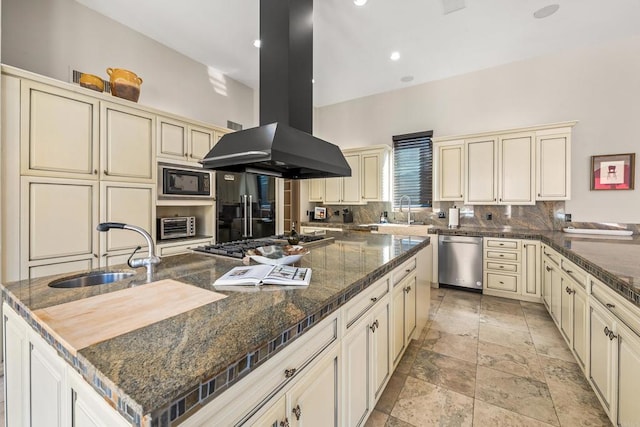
[308,200,638,233]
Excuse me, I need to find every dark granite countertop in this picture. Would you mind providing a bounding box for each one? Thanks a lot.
[1,231,429,426]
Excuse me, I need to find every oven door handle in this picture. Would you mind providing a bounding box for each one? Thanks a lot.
[242,194,248,237]
[248,195,253,237]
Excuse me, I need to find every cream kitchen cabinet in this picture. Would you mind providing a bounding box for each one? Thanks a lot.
[101,102,155,183]
[2,302,130,427]
[536,127,572,200]
[432,140,464,202]
[308,178,326,203]
[391,257,417,367]
[100,181,156,265]
[465,132,534,205]
[19,79,100,179]
[342,276,390,427]
[360,146,391,202]
[325,154,361,204]
[589,279,640,426]
[157,116,220,164]
[521,240,541,300]
[558,258,588,370]
[483,239,540,303]
[20,177,100,279]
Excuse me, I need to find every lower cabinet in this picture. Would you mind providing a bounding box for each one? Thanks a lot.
[589,280,640,426]
[391,272,417,366]
[3,302,129,427]
[342,295,390,427]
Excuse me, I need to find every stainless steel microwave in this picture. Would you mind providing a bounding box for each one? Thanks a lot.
[158,163,213,199]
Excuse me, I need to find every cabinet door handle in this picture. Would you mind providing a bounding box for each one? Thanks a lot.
[292,405,301,420]
[279,418,290,427]
[103,170,109,175]
[604,326,610,336]
[93,169,98,175]
[565,286,570,294]
[404,286,412,293]
[545,266,552,272]
[93,253,98,258]
[284,368,297,378]
[606,303,615,309]
[609,331,618,341]
[370,319,379,332]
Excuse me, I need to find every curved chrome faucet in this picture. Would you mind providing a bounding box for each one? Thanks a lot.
[96,222,161,268]
[399,195,413,225]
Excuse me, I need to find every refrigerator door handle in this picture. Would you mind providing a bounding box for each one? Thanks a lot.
[248,195,253,237]
[242,194,248,237]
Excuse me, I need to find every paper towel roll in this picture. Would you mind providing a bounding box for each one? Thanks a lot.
[448,207,460,228]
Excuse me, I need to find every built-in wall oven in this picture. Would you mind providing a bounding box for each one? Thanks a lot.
[158,163,213,199]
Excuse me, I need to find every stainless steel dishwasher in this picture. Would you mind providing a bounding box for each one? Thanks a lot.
[438,235,483,290]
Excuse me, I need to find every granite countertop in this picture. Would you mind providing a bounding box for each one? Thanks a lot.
[0,231,429,426]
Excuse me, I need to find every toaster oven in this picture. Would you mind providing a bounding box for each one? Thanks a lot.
[157,216,196,240]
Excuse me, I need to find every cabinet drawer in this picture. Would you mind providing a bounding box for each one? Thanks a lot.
[392,257,417,286]
[485,250,518,262]
[486,273,518,292]
[485,262,518,273]
[542,245,561,267]
[485,239,519,250]
[591,278,640,337]
[343,276,389,329]
[561,258,587,288]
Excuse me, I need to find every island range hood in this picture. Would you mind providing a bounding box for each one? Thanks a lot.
[200,0,351,179]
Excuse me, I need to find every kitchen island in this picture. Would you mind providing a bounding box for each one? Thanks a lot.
[1,231,430,426]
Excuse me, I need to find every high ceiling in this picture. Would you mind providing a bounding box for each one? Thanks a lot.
[75,0,640,107]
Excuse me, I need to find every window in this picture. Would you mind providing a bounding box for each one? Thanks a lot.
[392,131,433,208]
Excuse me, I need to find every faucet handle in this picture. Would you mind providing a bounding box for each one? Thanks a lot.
[127,246,143,268]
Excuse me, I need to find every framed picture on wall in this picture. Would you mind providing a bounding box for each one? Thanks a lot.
[591,153,635,190]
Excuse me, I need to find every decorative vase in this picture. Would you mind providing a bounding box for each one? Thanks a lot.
[106,68,142,102]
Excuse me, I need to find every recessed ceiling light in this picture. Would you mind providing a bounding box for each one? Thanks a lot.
[354,0,368,6]
[401,75,414,83]
[533,4,559,19]
[390,51,400,61]
[253,39,261,48]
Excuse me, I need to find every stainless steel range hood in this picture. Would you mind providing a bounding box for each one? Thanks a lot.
[200,0,351,179]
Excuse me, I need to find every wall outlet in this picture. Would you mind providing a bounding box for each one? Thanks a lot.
[486,213,493,220]
[438,211,446,219]
[565,213,572,222]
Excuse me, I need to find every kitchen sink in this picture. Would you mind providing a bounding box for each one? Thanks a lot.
[48,270,136,288]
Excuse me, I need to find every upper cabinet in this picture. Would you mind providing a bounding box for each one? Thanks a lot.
[20,80,100,179]
[157,116,226,164]
[433,122,576,204]
[536,128,572,200]
[307,145,390,205]
[433,140,464,202]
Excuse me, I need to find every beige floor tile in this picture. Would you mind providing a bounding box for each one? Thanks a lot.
[391,376,473,427]
[441,296,482,312]
[422,328,478,364]
[520,300,548,313]
[477,341,545,382]
[479,324,535,353]
[375,372,407,414]
[364,409,389,427]
[431,312,479,338]
[475,366,559,426]
[410,349,476,397]
[526,315,561,338]
[541,356,611,427]
[481,298,524,316]
[385,415,415,427]
[531,332,576,363]
[473,399,556,427]
[479,310,529,332]
[395,340,421,375]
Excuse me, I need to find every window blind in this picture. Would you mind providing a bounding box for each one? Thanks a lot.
[392,131,433,208]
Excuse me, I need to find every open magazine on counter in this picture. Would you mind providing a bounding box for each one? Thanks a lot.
[213,264,312,287]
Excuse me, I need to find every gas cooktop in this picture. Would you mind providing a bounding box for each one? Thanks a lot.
[192,235,333,259]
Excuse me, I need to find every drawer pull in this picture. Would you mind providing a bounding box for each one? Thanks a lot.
[499,281,504,285]
[499,243,504,246]
[292,405,301,420]
[499,266,504,269]
[606,303,616,309]
[284,368,297,378]
[565,270,573,274]
[499,254,504,257]
[406,268,412,273]
[371,297,378,302]
[280,419,290,427]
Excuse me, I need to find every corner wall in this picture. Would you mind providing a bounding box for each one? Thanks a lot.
[1,0,256,129]
[314,35,640,224]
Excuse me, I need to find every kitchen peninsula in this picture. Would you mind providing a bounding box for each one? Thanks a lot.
[1,231,431,426]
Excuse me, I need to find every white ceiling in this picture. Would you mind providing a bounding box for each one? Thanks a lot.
[76,0,640,107]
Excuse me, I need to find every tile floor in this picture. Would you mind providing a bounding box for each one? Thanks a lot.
[365,287,611,427]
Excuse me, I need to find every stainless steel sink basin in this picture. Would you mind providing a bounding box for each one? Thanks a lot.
[48,271,136,288]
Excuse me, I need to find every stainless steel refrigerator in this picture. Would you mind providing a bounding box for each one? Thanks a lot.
[216,172,276,243]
